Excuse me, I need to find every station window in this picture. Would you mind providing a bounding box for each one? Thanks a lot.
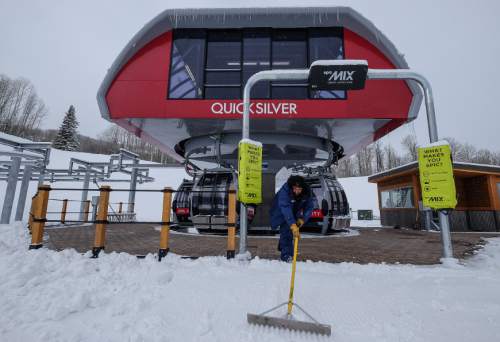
[168,29,205,99]
[168,27,345,100]
[381,187,415,209]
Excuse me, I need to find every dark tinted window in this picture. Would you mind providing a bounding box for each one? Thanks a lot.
[205,31,242,99]
[168,27,345,100]
[169,29,205,99]
[243,29,271,99]
[272,30,308,99]
[309,28,345,99]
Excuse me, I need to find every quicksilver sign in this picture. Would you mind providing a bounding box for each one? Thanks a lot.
[211,102,298,115]
[309,60,368,91]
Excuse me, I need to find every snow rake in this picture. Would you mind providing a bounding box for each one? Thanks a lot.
[247,236,332,336]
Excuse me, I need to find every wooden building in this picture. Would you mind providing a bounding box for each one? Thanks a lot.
[368,162,500,231]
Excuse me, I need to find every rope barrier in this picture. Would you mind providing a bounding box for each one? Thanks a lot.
[48,198,86,202]
[46,211,88,214]
[36,218,234,226]
[48,188,235,193]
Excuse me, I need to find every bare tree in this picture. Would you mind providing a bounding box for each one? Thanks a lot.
[0,74,47,136]
[384,144,401,169]
[373,141,385,172]
[401,134,418,162]
[355,145,373,176]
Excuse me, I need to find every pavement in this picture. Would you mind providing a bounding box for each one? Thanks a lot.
[43,223,500,264]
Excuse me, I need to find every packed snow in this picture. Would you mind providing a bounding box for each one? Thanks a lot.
[1,222,500,341]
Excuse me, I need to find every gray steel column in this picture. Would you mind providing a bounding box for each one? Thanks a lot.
[15,164,33,221]
[438,211,453,258]
[79,165,91,221]
[1,157,21,224]
[239,69,309,259]
[128,160,139,213]
[37,166,46,187]
[367,69,453,260]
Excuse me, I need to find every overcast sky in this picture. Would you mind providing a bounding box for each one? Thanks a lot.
[1,0,499,151]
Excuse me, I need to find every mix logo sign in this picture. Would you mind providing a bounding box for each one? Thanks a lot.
[309,62,368,91]
[327,70,356,82]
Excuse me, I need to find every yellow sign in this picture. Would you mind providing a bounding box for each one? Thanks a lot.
[238,139,262,204]
[418,143,457,209]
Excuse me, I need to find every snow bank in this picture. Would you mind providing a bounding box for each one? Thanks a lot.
[1,223,500,341]
[337,176,379,215]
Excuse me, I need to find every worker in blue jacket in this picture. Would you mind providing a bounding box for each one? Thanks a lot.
[270,175,314,262]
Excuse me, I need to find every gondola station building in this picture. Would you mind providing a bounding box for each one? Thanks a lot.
[368,162,500,232]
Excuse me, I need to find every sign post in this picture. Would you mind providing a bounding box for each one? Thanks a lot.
[240,60,454,261]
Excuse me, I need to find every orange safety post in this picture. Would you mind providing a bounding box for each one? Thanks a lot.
[60,199,68,224]
[227,187,237,259]
[28,192,39,234]
[158,187,173,261]
[83,200,91,223]
[118,202,123,214]
[29,185,50,249]
[92,186,111,258]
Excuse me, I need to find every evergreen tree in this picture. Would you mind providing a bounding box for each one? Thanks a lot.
[53,105,80,151]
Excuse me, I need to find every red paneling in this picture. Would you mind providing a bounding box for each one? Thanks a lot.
[342,29,413,119]
[106,28,414,121]
[106,31,172,117]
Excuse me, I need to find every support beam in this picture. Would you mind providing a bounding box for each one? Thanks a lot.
[79,165,91,221]
[15,164,33,221]
[1,157,21,224]
[128,159,139,213]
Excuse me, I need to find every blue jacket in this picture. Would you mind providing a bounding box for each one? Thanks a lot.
[270,183,314,229]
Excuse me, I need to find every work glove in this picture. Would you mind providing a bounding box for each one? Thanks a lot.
[296,218,304,228]
[290,224,300,239]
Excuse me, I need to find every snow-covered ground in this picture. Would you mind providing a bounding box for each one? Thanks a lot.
[1,221,499,341]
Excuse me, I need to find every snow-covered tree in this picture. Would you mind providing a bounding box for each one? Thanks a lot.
[53,105,80,151]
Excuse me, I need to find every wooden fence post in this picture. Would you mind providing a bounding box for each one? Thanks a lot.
[83,200,91,223]
[159,187,173,261]
[28,192,39,233]
[227,187,237,259]
[60,199,68,224]
[29,185,50,249]
[92,186,111,258]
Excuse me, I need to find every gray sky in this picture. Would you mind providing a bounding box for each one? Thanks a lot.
[1,0,499,151]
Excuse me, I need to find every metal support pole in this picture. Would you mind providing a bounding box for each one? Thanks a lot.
[15,164,33,221]
[367,69,454,259]
[237,64,453,260]
[128,159,139,213]
[1,156,21,224]
[79,165,91,221]
[238,69,310,259]
[91,196,99,222]
[37,166,46,187]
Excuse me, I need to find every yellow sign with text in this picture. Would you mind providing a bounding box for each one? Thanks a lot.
[418,144,457,209]
[238,140,262,204]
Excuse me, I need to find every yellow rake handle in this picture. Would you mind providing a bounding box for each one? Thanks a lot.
[287,236,299,315]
